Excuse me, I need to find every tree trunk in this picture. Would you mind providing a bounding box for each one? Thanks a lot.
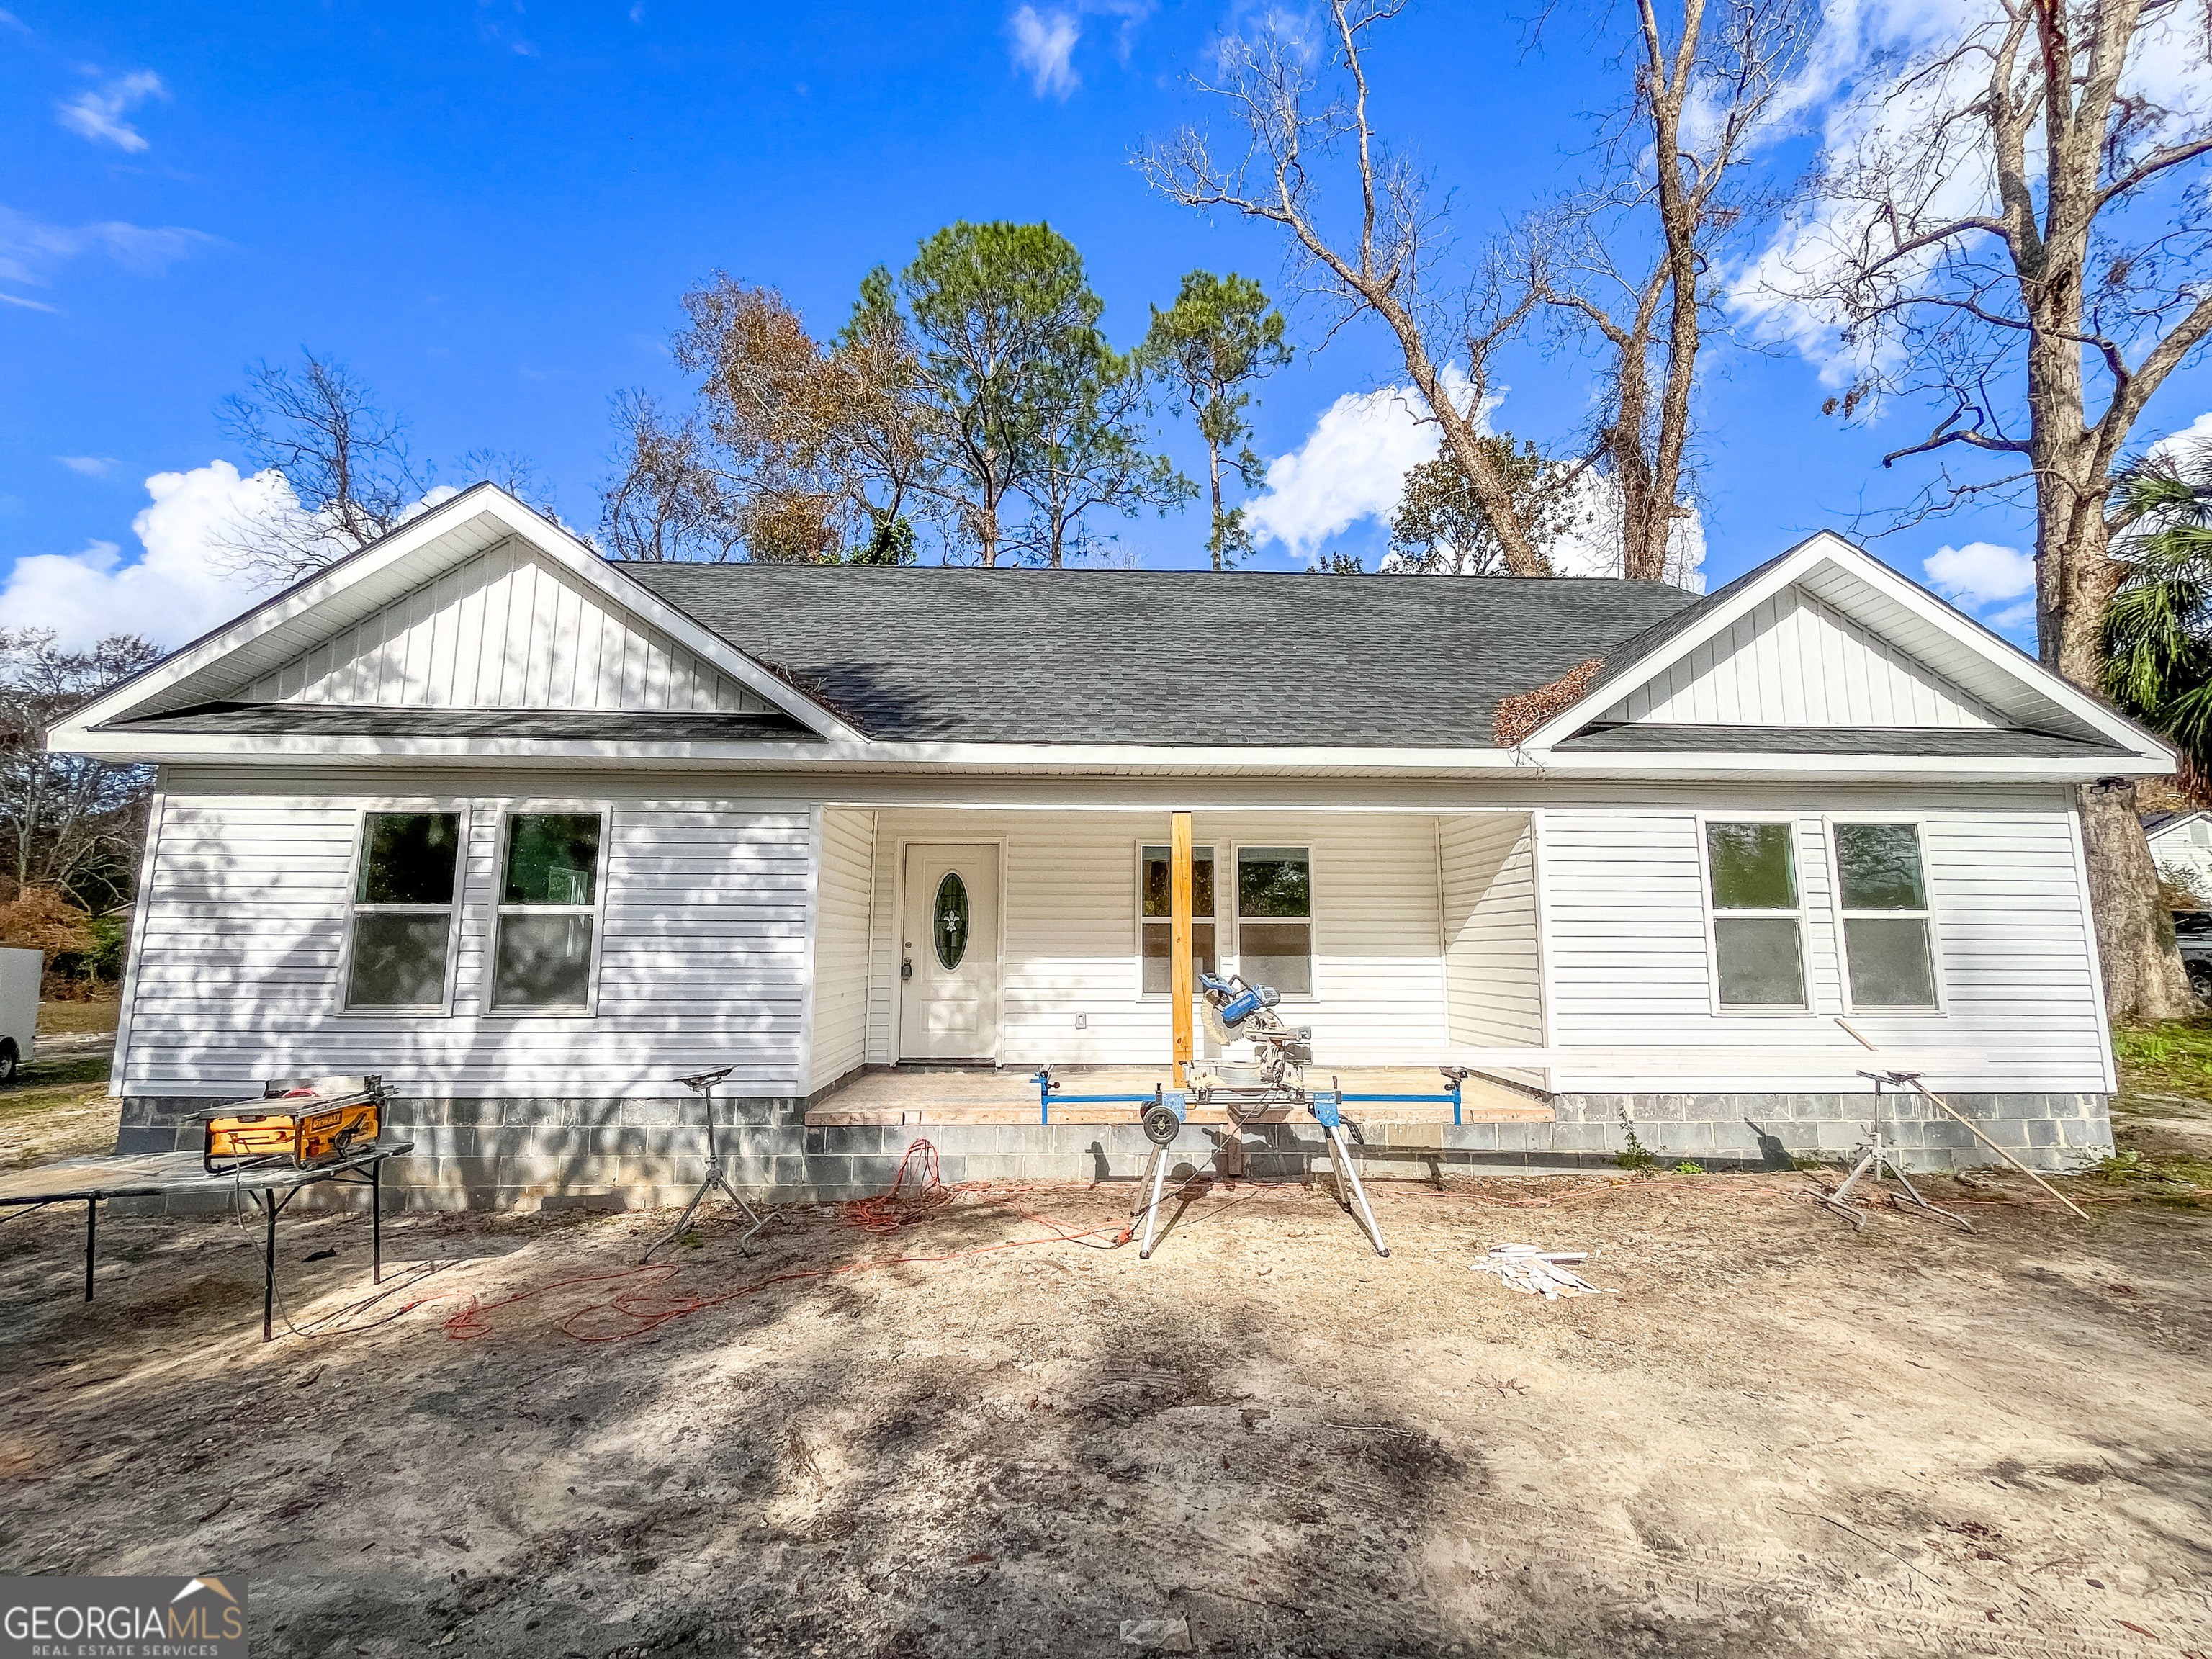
[1208,441,1225,572]
[2038,459,2199,1018]
[2079,778,2198,1020]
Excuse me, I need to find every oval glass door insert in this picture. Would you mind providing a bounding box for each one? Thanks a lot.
[932,872,971,969]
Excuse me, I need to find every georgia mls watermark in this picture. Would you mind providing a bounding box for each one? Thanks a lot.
[1,1576,246,1659]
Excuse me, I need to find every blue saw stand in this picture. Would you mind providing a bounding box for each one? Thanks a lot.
[1128,1079,1390,1261]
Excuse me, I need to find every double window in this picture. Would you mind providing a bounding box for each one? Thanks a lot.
[1704,822,1807,1010]
[1137,842,1313,998]
[1237,846,1313,997]
[1140,844,1218,994]
[346,812,464,1010]
[342,808,606,1015]
[493,812,604,1012]
[1832,822,1938,1010]
[1702,818,1940,1012]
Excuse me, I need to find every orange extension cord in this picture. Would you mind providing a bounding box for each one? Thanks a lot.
[410,1139,1136,1344]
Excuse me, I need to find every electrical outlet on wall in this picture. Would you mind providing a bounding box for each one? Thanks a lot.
[1074,1012,1087,1030]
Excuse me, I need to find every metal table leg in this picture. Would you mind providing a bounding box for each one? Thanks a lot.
[84,1197,96,1302]
[262,1191,277,1343]
[371,1156,383,1285]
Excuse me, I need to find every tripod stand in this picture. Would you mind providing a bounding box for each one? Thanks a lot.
[641,1066,778,1263]
[1820,1069,1974,1234]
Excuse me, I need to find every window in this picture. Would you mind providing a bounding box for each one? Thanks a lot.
[1834,822,1938,1010]
[346,811,462,1010]
[493,811,603,1011]
[1704,822,1805,1009]
[932,872,971,969]
[1236,845,1312,997]
[1139,844,1217,995]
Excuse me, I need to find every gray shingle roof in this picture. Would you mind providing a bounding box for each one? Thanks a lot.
[1556,724,2134,757]
[619,562,1702,745]
[100,704,818,741]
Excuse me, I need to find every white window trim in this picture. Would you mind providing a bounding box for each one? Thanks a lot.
[1133,838,1220,1000]
[1822,813,1948,1017]
[1228,840,1317,1004]
[485,802,613,1019]
[1694,813,1816,1018]
[336,805,469,1018]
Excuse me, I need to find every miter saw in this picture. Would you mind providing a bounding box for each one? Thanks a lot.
[1128,971,1389,1261]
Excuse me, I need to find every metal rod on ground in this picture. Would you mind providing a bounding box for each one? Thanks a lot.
[84,1197,96,1302]
[1834,1018,2092,1222]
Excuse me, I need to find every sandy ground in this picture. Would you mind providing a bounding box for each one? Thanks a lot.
[1,1130,2208,1658]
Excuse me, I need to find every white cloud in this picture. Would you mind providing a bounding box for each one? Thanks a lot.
[0,204,209,293]
[2148,410,2212,465]
[1009,6,1082,97]
[1248,372,1706,588]
[1006,1,1151,97]
[55,455,117,477]
[55,70,167,153]
[1247,373,1483,555]
[1731,0,2212,386]
[1923,539,2035,631]
[0,462,290,649]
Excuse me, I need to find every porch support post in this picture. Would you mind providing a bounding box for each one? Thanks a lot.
[1171,811,1195,1088]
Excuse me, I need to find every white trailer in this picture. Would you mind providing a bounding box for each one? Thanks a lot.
[0,945,38,1085]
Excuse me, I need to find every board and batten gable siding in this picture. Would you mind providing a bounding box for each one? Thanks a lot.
[859,810,1452,1069]
[1437,814,1544,1085]
[1599,585,2005,728]
[1537,794,2111,1095]
[809,808,876,1093]
[120,783,813,1100]
[243,538,771,713]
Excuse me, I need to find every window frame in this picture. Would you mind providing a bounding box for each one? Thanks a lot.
[1230,840,1316,1003]
[1133,838,1221,1000]
[487,803,613,1019]
[336,805,470,1019]
[1822,813,1947,1017]
[1694,814,1815,1018]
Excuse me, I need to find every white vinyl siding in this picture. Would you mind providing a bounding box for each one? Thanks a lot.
[244,538,770,713]
[1539,795,2108,1094]
[861,811,1449,1068]
[809,808,876,1092]
[1437,814,1543,1086]
[120,783,812,1099]
[1600,585,2004,728]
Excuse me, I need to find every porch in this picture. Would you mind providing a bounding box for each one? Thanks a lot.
[806,805,1549,1102]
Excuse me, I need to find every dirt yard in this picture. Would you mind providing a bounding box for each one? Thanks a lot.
[1,1127,2208,1658]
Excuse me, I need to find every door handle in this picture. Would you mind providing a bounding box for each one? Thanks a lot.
[902,958,914,981]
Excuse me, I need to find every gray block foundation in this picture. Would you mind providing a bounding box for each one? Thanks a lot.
[112,1087,2113,1211]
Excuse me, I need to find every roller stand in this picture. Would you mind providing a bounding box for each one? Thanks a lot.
[642,1066,778,1264]
[1820,1069,1974,1235]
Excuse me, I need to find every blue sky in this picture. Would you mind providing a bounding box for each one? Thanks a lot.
[4,0,2208,651]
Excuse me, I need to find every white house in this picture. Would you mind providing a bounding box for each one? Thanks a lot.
[2145,808,2212,896]
[54,486,2171,1207]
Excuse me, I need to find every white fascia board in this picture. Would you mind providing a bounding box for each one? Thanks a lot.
[49,485,863,747]
[47,728,2165,782]
[1518,529,2176,768]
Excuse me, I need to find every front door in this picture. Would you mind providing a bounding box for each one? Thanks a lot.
[899,844,1001,1061]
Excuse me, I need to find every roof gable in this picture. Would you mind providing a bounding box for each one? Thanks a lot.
[1596,583,2003,728]
[1524,531,2172,766]
[55,485,859,744]
[242,536,772,714]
